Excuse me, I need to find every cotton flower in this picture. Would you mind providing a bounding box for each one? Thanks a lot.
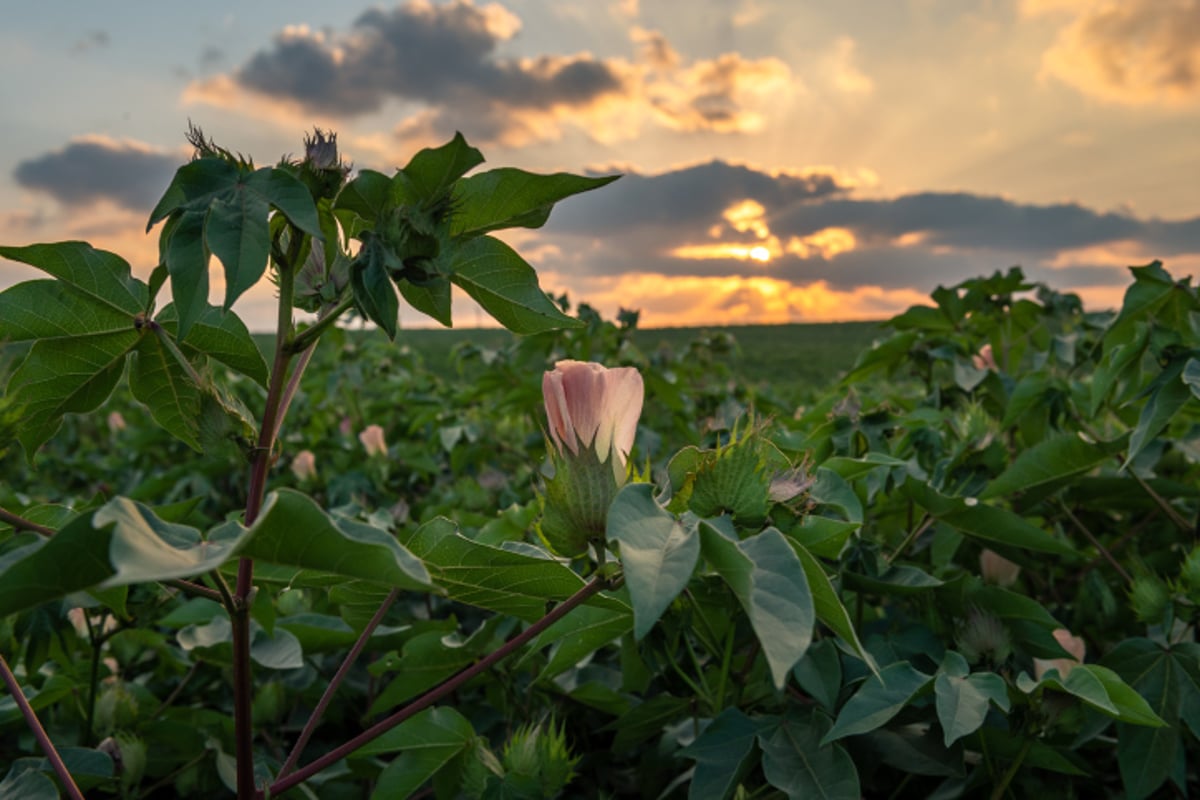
[972,343,998,372]
[359,424,387,457]
[542,360,643,480]
[1034,628,1086,681]
[539,360,644,556]
[980,549,1021,587]
[107,411,127,434]
[291,450,317,481]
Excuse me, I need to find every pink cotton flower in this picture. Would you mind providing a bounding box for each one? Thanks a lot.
[359,424,387,457]
[542,360,643,477]
[980,549,1021,587]
[539,360,644,556]
[291,450,317,481]
[1034,628,1087,681]
[107,411,127,434]
[972,343,998,372]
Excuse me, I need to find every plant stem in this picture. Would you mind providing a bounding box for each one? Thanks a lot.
[989,737,1032,800]
[233,233,302,800]
[149,321,206,387]
[265,576,609,798]
[1059,502,1134,584]
[82,614,101,747]
[886,513,933,564]
[0,505,54,536]
[288,294,355,355]
[0,654,86,800]
[278,588,401,779]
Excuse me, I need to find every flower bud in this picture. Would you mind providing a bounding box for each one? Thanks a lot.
[291,449,317,482]
[979,549,1021,587]
[1034,628,1086,681]
[107,411,127,434]
[539,360,643,556]
[359,424,387,457]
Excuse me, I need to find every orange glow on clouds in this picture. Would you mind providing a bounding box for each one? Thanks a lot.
[541,271,928,326]
[673,196,858,263]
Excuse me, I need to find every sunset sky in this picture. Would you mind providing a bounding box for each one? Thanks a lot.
[2,0,1198,329]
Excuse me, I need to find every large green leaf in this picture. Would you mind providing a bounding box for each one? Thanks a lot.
[608,483,699,639]
[789,541,877,672]
[130,333,203,451]
[759,713,860,800]
[206,190,271,309]
[154,303,269,388]
[0,515,115,617]
[351,240,400,339]
[680,708,767,800]
[905,479,1076,556]
[227,490,431,591]
[452,168,619,237]
[822,662,933,743]
[934,651,1009,746]
[981,432,1122,500]
[449,236,582,334]
[1104,639,1199,799]
[368,622,501,714]
[399,517,607,622]
[699,523,814,689]
[401,132,484,201]
[1127,357,1192,466]
[0,242,149,457]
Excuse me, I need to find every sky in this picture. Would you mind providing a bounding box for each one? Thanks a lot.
[1,0,1198,330]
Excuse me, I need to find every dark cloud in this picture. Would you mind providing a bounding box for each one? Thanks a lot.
[234,2,622,117]
[534,159,1200,292]
[14,139,180,210]
[551,160,856,232]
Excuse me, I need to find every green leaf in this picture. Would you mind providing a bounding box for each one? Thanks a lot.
[242,167,323,239]
[368,625,495,714]
[608,483,699,639]
[0,769,59,800]
[759,713,860,800]
[792,640,843,713]
[699,523,814,688]
[1127,357,1192,466]
[399,517,608,622]
[206,189,271,309]
[680,707,766,800]
[95,497,234,585]
[789,541,877,672]
[148,156,240,228]
[334,169,392,222]
[163,210,211,338]
[822,662,933,743]
[934,651,1010,746]
[971,586,1064,631]
[449,236,582,334]
[0,516,115,617]
[0,242,149,457]
[609,694,691,751]
[843,563,943,596]
[905,479,1076,556]
[532,603,633,680]
[155,303,269,387]
[397,274,453,328]
[402,132,484,200]
[351,239,399,339]
[452,168,619,237]
[230,490,431,590]
[129,332,202,451]
[981,432,1121,499]
[1090,327,1149,415]
[353,707,476,800]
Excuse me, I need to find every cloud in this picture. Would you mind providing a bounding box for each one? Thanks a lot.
[185,1,797,147]
[1026,0,1200,106]
[532,158,1200,308]
[13,136,182,211]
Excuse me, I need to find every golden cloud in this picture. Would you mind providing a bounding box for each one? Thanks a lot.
[1028,0,1200,107]
[672,198,857,264]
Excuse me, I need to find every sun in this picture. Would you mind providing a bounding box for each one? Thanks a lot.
[749,245,771,263]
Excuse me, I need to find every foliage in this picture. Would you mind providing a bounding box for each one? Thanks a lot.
[1,126,1198,800]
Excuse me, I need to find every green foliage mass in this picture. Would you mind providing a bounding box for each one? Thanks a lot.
[0,128,1198,799]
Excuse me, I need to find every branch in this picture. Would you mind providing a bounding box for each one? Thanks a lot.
[265,576,610,798]
[0,506,54,537]
[277,589,401,778]
[0,654,86,800]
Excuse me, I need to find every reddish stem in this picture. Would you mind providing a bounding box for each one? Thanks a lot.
[0,654,86,800]
[265,576,609,798]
